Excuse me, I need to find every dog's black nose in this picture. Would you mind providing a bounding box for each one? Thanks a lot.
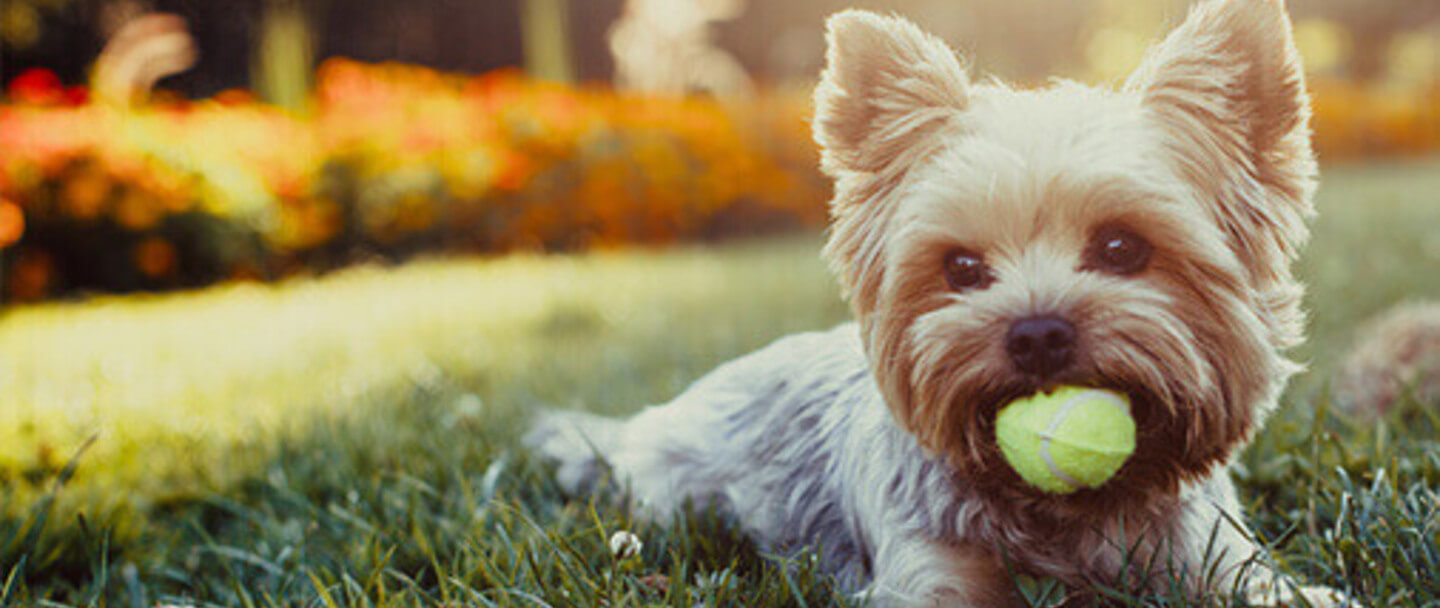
[1006,316,1076,377]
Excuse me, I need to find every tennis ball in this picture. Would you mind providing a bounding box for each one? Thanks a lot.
[995,386,1136,494]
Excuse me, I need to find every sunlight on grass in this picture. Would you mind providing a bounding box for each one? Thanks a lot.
[0,236,842,501]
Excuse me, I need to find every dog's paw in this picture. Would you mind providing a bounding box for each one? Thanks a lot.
[1244,581,1358,608]
[524,410,620,494]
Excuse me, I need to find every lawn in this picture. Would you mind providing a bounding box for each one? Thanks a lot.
[2,159,1439,606]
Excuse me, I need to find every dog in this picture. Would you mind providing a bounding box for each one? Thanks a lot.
[529,0,1352,605]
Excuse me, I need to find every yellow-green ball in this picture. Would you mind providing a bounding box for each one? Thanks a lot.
[995,386,1136,494]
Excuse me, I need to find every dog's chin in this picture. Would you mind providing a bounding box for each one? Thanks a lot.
[952,377,1200,516]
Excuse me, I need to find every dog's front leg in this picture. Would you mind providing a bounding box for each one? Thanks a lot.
[1176,476,1354,608]
[859,533,1017,608]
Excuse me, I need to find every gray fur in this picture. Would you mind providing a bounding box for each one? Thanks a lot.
[526,324,1338,606]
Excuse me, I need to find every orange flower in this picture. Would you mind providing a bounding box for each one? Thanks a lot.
[134,237,178,278]
[113,190,164,230]
[59,166,112,220]
[7,249,54,301]
[0,199,23,249]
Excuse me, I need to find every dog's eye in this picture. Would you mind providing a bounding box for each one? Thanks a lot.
[1087,226,1153,275]
[943,249,992,291]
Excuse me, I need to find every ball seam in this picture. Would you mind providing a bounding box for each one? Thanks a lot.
[1037,390,1128,490]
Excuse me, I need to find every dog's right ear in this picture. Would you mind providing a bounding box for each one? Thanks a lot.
[813,11,970,178]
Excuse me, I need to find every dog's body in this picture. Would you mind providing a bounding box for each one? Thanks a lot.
[533,323,1270,604]
[531,0,1350,604]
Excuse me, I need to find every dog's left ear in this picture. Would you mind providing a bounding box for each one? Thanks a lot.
[1127,0,1316,280]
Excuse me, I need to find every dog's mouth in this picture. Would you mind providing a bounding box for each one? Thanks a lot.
[964,378,1168,499]
[976,377,1158,422]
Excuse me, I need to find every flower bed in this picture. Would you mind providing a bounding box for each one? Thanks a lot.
[3,60,1437,302]
[0,61,827,301]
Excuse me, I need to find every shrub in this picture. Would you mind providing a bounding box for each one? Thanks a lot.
[3,62,1436,302]
[0,62,826,301]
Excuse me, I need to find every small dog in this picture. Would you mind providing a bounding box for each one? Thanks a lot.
[530,0,1351,605]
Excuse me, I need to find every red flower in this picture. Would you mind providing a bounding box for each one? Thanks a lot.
[214,88,257,106]
[63,85,90,106]
[8,68,64,105]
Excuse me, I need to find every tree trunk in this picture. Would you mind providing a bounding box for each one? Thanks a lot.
[521,0,574,83]
[254,0,314,111]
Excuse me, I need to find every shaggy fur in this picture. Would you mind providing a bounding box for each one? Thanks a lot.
[529,0,1350,605]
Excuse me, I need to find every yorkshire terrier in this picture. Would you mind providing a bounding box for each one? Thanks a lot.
[529,0,1352,605]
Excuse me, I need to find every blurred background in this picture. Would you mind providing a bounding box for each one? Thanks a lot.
[1,0,1438,301]
[2,2,1439,601]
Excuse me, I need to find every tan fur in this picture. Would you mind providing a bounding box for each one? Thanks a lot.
[815,0,1315,514]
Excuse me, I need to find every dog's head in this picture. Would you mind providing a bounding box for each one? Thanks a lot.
[813,0,1315,502]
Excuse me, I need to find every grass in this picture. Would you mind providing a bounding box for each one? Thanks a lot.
[2,159,1439,606]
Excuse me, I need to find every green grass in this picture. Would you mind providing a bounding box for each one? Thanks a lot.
[2,159,1440,606]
